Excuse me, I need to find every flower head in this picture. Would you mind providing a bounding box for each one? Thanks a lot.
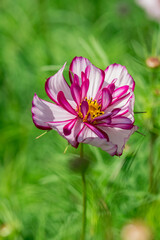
[32,57,138,156]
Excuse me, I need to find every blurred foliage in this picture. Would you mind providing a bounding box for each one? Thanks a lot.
[0,0,160,239]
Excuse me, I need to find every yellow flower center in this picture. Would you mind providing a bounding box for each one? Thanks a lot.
[78,97,104,122]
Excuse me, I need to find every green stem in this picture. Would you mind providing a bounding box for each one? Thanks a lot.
[80,144,87,240]
[148,70,157,193]
[149,133,154,193]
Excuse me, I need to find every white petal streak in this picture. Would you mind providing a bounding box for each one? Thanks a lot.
[48,119,84,148]
[106,93,133,113]
[104,64,135,91]
[77,126,117,156]
[69,57,104,99]
[32,94,75,129]
[45,63,76,108]
[99,125,138,155]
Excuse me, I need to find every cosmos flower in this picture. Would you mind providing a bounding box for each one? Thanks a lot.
[32,57,138,156]
[136,0,160,21]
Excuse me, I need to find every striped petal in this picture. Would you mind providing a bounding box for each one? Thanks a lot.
[48,119,84,148]
[81,101,89,118]
[32,94,76,130]
[45,63,75,108]
[112,85,129,99]
[101,88,112,111]
[104,64,135,91]
[57,91,77,115]
[98,125,138,156]
[70,83,81,106]
[69,56,105,99]
[77,125,117,156]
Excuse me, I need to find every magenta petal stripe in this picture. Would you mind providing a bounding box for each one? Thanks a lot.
[81,72,86,82]
[111,116,133,124]
[93,112,112,121]
[63,118,77,136]
[101,88,112,111]
[114,106,129,117]
[73,74,80,85]
[81,101,89,118]
[70,83,81,106]
[109,93,131,110]
[98,122,133,130]
[32,115,52,130]
[111,108,121,116]
[47,119,84,148]
[69,56,91,83]
[99,116,133,129]
[109,123,134,130]
[112,85,129,99]
[107,82,116,94]
[45,63,70,104]
[32,94,53,130]
[84,123,109,141]
[81,79,89,101]
[57,91,77,115]
[85,65,91,78]
[88,69,105,100]
[69,57,105,99]
[104,64,135,91]
[77,126,118,156]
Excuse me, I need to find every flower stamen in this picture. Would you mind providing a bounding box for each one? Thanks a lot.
[78,98,104,122]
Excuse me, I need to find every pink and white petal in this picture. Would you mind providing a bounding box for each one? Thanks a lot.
[63,118,77,136]
[99,125,138,156]
[107,82,116,94]
[105,92,132,113]
[84,123,109,140]
[104,64,135,91]
[48,119,84,148]
[73,74,80,85]
[112,85,129,99]
[87,67,105,100]
[111,116,133,124]
[98,108,134,130]
[115,95,135,122]
[88,139,118,156]
[81,79,89,101]
[45,63,76,108]
[69,56,105,99]
[101,88,112,111]
[32,94,76,130]
[111,108,121,116]
[69,57,91,83]
[57,91,77,116]
[77,125,117,156]
[93,112,112,121]
[97,122,133,130]
[70,83,81,106]
[81,101,89,118]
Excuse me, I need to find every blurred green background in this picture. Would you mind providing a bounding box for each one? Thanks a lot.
[0,0,160,239]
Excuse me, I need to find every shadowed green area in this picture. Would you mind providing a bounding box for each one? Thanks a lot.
[0,0,160,239]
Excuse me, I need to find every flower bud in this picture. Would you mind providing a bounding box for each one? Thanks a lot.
[0,224,12,237]
[121,220,152,240]
[146,57,160,68]
[154,89,160,96]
